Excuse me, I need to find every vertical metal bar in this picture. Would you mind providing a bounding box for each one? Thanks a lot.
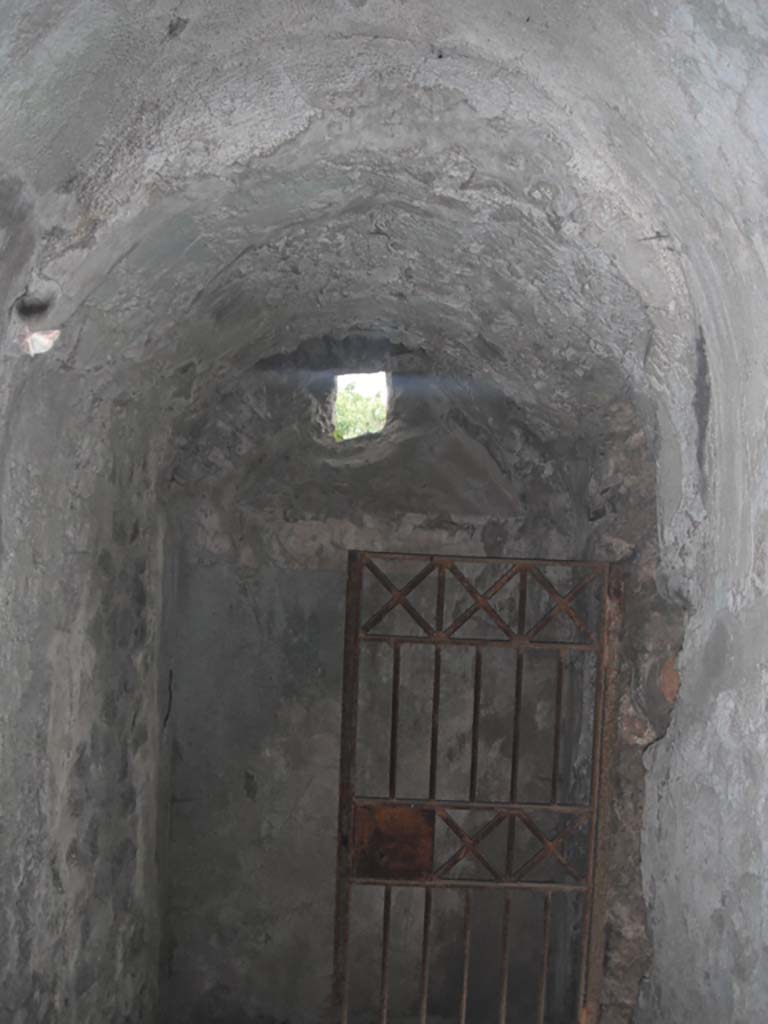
[506,570,528,876]
[418,888,433,1024]
[509,569,528,804]
[379,888,392,1024]
[388,644,401,798]
[498,892,512,1024]
[551,652,564,805]
[469,648,482,802]
[429,648,441,799]
[578,566,623,1020]
[537,892,552,1024]
[577,567,610,1012]
[500,568,528,1024]
[509,649,524,804]
[429,565,446,799]
[332,551,365,1023]
[459,891,472,1024]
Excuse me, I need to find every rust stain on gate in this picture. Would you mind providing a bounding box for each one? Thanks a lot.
[333,551,622,1024]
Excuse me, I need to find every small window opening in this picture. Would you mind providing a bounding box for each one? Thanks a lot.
[333,372,389,441]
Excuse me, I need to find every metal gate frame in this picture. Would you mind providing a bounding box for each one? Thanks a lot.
[332,550,623,1024]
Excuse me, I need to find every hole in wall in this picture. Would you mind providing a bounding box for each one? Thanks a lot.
[14,279,60,320]
[333,371,389,441]
[16,294,52,318]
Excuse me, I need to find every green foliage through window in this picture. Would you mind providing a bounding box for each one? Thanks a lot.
[333,373,388,441]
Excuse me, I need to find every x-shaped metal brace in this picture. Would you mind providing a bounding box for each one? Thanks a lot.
[362,559,436,635]
[362,556,599,646]
[512,811,590,883]
[442,563,520,639]
[525,569,597,643]
[433,808,589,884]
[434,808,507,880]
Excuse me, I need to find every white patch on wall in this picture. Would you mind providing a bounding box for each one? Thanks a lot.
[18,328,60,356]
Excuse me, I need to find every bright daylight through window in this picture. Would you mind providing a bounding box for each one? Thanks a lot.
[333,371,388,441]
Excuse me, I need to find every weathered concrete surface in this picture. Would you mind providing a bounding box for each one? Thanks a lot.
[641,601,768,1024]
[1,0,768,1021]
[0,361,168,1022]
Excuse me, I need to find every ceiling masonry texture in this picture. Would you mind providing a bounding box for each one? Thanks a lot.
[2,1,768,1022]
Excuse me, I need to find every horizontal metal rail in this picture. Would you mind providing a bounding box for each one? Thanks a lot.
[354,796,592,816]
[352,877,587,894]
[360,551,609,571]
[362,633,598,652]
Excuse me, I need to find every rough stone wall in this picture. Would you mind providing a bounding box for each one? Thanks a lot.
[640,603,768,1024]
[0,312,677,1024]
[582,413,686,1024]
[0,355,167,1023]
[159,354,588,1022]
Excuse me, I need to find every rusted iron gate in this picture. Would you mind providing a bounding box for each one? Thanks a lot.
[333,551,621,1024]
